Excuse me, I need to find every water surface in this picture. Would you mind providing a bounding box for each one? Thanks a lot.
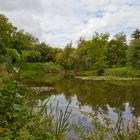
[32,76,140,128]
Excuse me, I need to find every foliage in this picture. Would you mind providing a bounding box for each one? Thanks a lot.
[96,66,105,76]
[128,39,140,69]
[21,62,63,73]
[36,42,62,63]
[131,29,140,40]
[106,33,127,67]
[75,33,109,71]
[0,14,17,54]
[55,42,75,70]
[0,49,72,139]
[1,12,140,140]
[0,14,140,74]
[0,49,30,139]
[11,30,38,53]
[19,62,63,85]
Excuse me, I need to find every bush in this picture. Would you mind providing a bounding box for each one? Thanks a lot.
[0,62,71,139]
[96,66,105,76]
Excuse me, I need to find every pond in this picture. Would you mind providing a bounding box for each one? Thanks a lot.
[30,76,140,138]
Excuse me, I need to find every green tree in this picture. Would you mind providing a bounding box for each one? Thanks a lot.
[55,52,65,66]
[131,29,140,40]
[76,37,88,70]
[114,32,126,43]
[106,32,127,67]
[11,30,38,53]
[63,42,75,69]
[56,42,75,69]
[90,32,109,69]
[0,14,17,54]
[22,50,41,63]
[76,33,109,71]
[36,42,61,63]
[128,39,140,69]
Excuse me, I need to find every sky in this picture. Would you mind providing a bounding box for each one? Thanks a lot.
[0,0,140,47]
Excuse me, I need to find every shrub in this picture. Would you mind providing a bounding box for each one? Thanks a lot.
[96,66,105,76]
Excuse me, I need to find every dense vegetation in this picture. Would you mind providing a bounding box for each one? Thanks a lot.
[0,14,140,76]
[0,14,140,139]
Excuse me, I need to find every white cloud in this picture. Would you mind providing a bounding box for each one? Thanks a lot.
[0,0,140,47]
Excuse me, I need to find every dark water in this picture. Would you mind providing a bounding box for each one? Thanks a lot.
[31,76,140,124]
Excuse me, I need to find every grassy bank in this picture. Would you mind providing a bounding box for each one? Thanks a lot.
[74,67,140,80]
[20,62,64,83]
[75,76,140,80]
[65,70,97,76]
[2,63,140,82]
[106,67,140,78]
[20,62,63,73]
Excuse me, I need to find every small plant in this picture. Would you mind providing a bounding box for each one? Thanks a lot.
[54,101,72,139]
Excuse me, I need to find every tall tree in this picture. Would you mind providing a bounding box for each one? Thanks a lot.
[0,14,17,54]
[56,42,75,69]
[128,38,140,69]
[90,32,109,69]
[76,33,109,71]
[131,29,140,40]
[76,37,89,70]
[11,30,37,53]
[36,42,60,63]
[106,33,127,67]
[114,32,126,43]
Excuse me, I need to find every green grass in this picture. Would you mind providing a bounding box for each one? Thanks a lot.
[65,70,97,76]
[106,67,140,78]
[20,62,64,84]
[20,62,63,73]
[74,67,140,80]
[75,76,140,80]
[79,70,97,76]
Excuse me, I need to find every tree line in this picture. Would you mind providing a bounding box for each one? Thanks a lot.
[0,14,140,74]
